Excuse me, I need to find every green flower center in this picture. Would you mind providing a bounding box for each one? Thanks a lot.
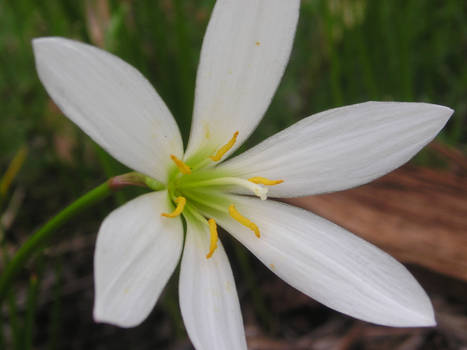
[158,132,283,259]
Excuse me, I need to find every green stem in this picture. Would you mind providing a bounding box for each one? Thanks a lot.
[23,273,40,350]
[47,259,63,350]
[0,173,149,302]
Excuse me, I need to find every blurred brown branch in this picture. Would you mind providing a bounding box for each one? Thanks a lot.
[286,161,467,282]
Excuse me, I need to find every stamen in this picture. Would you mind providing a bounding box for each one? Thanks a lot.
[162,196,186,218]
[206,218,219,259]
[210,131,239,162]
[228,204,260,238]
[248,177,284,186]
[170,155,191,174]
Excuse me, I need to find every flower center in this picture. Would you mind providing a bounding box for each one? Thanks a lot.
[162,132,283,259]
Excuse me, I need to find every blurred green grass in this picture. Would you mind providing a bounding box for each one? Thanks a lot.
[1,0,465,166]
[0,0,466,348]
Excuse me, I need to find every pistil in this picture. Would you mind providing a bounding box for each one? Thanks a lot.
[180,177,268,200]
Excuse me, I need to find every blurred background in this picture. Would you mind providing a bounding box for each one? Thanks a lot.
[0,0,466,349]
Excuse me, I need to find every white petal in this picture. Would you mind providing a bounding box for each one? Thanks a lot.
[184,0,300,160]
[220,102,453,197]
[94,191,183,327]
[179,221,247,350]
[217,196,435,327]
[33,37,183,182]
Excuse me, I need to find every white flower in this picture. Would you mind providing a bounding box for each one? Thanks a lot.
[33,0,452,348]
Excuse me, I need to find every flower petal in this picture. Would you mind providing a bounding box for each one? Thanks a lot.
[184,0,300,160]
[94,191,183,327]
[217,196,435,327]
[179,220,247,350]
[220,102,453,197]
[33,37,183,182]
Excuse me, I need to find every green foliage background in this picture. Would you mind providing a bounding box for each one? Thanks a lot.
[0,0,465,348]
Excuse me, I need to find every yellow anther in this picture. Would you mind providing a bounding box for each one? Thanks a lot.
[162,196,186,218]
[170,155,191,174]
[228,204,260,238]
[248,177,284,186]
[210,131,239,162]
[206,218,219,259]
